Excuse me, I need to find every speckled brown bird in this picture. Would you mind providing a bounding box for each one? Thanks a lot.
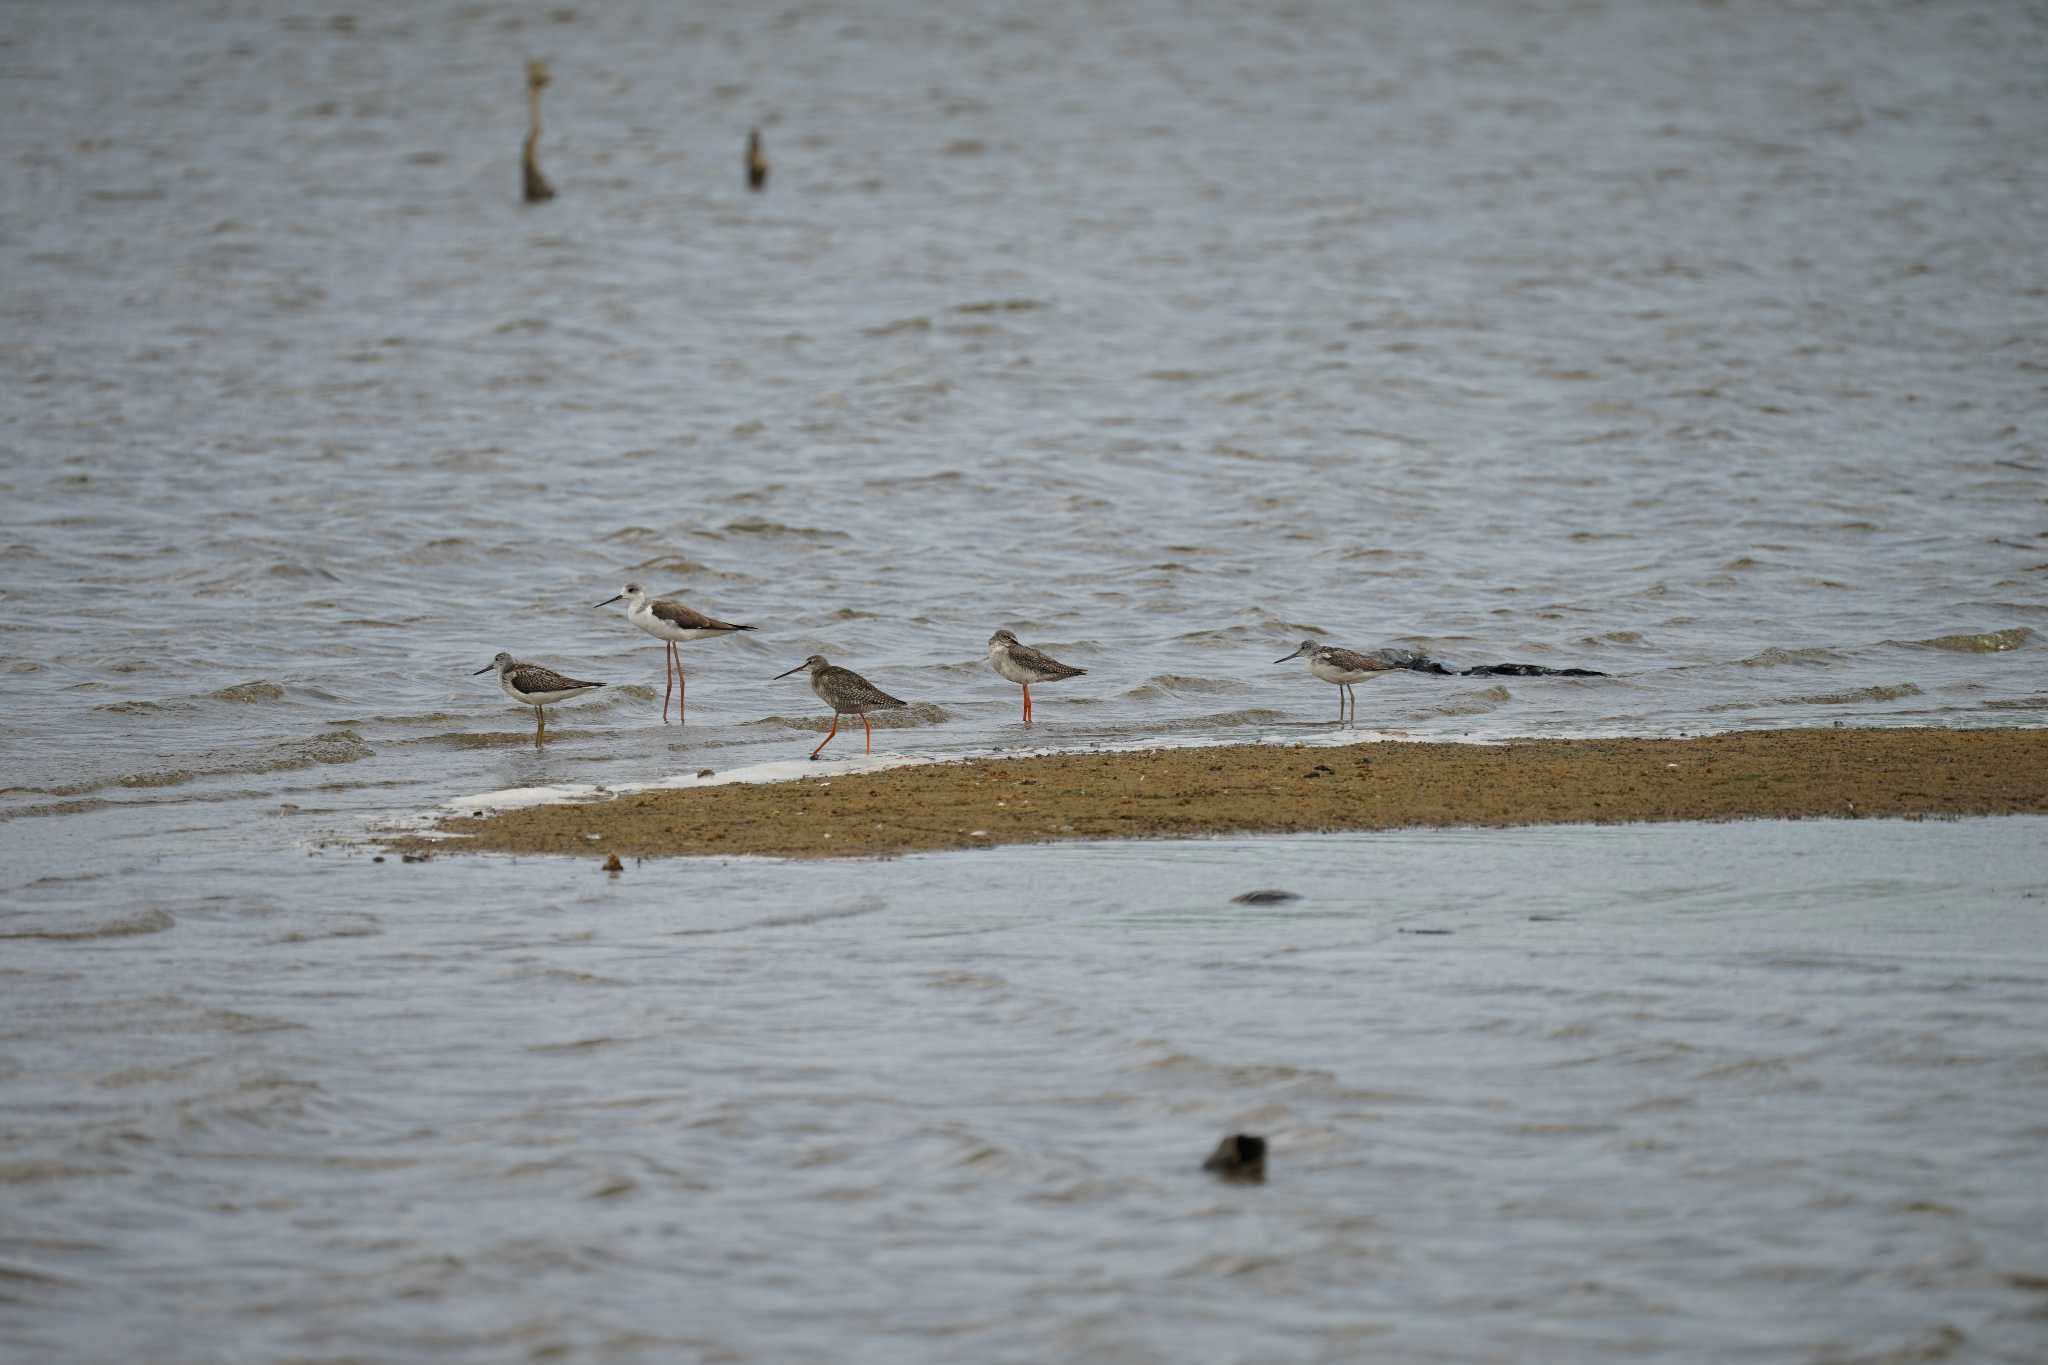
[773,655,906,759]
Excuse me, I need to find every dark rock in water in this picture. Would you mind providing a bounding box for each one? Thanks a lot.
[1232,889,1299,905]
[1203,1133,1267,1183]
[1458,663,1607,677]
[1368,648,1455,675]
[1383,650,1605,677]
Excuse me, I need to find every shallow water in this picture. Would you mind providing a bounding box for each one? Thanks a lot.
[1,0,2044,826]
[7,822,2048,1362]
[2,0,2046,1358]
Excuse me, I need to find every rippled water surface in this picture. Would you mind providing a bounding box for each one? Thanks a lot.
[3,0,2046,1359]
[8,822,2048,1362]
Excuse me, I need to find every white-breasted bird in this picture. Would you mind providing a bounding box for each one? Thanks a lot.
[594,582,754,725]
[986,629,1086,723]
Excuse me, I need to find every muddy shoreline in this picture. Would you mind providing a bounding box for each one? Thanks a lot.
[385,727,2048,861]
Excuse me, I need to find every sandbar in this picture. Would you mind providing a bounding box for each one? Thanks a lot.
[386,726,2048,861]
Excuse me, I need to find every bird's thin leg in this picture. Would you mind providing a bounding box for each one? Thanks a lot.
[1022,683,1032,724]
[1337,686,1344,725]
[674,641,687,725]
[810,713,840,760]
[662,643,674,724]
[863,712,873,754]
[535,705,546,743]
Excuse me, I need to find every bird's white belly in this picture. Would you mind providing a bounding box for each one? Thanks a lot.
[629,605,725,643]
[989,648,1042,685]
[1309,658,1374,685]
[501,677,594,706]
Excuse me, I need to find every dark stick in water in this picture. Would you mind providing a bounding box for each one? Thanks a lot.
[522,59,555,204]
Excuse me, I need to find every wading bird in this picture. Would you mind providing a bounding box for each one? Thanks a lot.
[1274,639,1396,725]
[773,655,906,759]
[595,583,754,724]
[986,629,1085,723]
[473,651,604,740]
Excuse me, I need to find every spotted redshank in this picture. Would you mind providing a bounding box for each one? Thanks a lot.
[773,655,906,759]
[986,629,1085,723]
[473,651,605,739]
[1274,640,1395,725]
[594,582,754,725]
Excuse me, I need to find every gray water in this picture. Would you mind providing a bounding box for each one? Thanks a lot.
[3,0,2047,1359]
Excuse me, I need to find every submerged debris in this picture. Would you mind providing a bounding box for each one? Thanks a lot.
[1203,1133,1267,1183]
[1232,889,1299,905]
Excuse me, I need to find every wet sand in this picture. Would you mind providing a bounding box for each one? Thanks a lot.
[394,727,2048,860]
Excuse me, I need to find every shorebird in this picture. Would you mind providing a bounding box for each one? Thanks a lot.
[987,629,1085,723]
[746,127,769,190]
[594,582,755,725]
[473,651,604,739]
[773,655,906,759]
[1274,640,1397,725]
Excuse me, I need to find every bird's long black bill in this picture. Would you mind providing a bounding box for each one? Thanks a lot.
[472,665,495,675]
[1273,655,1298,665]
[593,595,623,608]
[773,664,806,679]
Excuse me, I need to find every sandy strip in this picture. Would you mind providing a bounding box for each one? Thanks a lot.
[382,727,2048,861]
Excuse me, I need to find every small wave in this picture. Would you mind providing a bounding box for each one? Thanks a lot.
[1150,707,1291,731]
[93,699,179,715]
[209,680,285,703]
[0,908,175,941]
[1426,684,1512,717]
[722,518,850,541]
[393,537,478,566]
[954,298,1047,314]
[862,315,930,337]
[1135,1050,1334,1089]
[1123,674,1249,699]
[1796,682,1922,705]
[863,469,965,491]
[1706,683,1923,713]
[626,556,714,576]
[1908,626,2031,653]
[751,701,948,733]
[1983,695,2048,711]
[264,561,339,580]
[1738,646,1847,668]
[116,732,373,791]
[406,731,574,750]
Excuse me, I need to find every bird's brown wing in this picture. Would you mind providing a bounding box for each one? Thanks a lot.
[1321,648,1394,674]
[507,664,603,693]
[652,599,751,632]
[820,666,906,709]
[1008,642,1086,679]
